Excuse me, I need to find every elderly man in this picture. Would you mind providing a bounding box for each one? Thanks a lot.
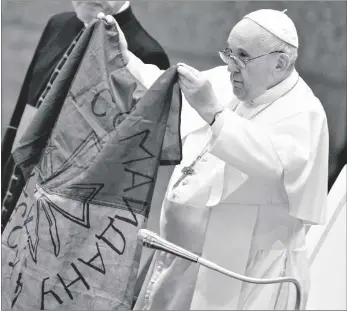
[105,9,328,310]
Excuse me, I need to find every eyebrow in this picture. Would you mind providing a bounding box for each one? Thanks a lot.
[237,47,250,56]
[226,40,250,54]
[227,36,253,57]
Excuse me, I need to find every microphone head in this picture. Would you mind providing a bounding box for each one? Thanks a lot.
[138,229,158,248]
[138,229,154,241]
[137,229,199,263]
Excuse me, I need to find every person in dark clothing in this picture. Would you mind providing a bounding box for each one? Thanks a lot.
[1,1,170,231]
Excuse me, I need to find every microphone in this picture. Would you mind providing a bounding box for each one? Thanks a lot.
[138,229,199,263]
[138,229,302,310]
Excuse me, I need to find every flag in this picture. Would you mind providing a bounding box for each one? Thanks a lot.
[2,19,182,310]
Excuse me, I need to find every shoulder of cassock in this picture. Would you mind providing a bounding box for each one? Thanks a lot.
[272,75,327,122]
[267,75,329,201]
[262,75,329,224]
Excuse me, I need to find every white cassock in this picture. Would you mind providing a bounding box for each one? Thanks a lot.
[126,53,329,310]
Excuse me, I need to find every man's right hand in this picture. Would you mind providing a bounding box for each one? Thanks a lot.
[97,12,130,65]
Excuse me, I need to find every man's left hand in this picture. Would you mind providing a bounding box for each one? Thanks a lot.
[177,63,224,124]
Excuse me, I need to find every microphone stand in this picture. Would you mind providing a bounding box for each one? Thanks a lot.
[138,229,302,310]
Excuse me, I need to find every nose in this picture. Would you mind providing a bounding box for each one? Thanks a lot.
[227,59,240,74]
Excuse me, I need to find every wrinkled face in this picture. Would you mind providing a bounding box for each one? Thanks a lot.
[72,1,126,24]
[226,19,279,101]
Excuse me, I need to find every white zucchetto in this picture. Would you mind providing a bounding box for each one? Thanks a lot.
[243,9,299,48]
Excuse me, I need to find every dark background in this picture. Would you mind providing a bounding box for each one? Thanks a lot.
[2,0,346,245]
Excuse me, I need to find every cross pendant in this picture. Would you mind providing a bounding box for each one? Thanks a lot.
[181,166,195,176]
[172,166,194,189]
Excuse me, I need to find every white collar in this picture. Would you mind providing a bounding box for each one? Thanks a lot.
[246,69,299,107]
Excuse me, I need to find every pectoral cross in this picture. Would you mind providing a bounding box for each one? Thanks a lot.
[172,165,196,189]
[172,145,210,189]
[182,166,195,175]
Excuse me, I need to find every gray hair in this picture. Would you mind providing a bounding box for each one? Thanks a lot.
[266,35,298,71]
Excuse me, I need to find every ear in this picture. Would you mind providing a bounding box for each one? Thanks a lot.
[275,53,290,72]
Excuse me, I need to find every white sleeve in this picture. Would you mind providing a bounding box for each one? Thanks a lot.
[209,109,283,179]
[209,108,329,224]
[126,52,164,89]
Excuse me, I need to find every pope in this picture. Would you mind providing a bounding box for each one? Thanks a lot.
[99,9,329,310]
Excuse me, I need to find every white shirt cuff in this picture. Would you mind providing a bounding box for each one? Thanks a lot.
[208,109,225,149]
[211,109,225,137]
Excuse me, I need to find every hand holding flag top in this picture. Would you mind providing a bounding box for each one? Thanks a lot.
[96,12,130,64]
[176,63,224,125]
